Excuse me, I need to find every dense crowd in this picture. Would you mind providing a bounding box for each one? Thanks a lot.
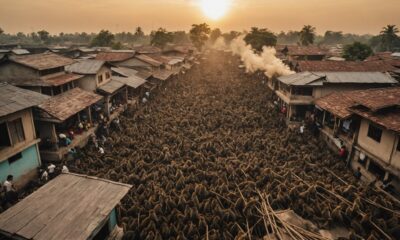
[65,51,399,239]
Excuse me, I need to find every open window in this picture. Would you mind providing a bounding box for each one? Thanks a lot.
[0,122,11,147]
[8,118,25,145]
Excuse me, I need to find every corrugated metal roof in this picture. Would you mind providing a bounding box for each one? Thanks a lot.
[11,49,30,55]
[278,71,397,86]
[135,54,162,67]
[38,88,102,122]
[152,69,174,81]
[97,80,125,94]
[278,72,324,86]
[135,70,152,80]
[95,52,135,62]
[113,76,147,89]
[296,60,396,72]
[66,60,105,75]
[0,173,131,240]
[9,53,75,70]
[0,83,49,117]
[111,67,138,77]
[133,46,161,54]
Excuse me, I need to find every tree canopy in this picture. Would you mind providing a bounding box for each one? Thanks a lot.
[0,27,4,35]
[380,25,400,51]
[190,23,211,50]
[322,31,344,44]
[244,27,277,52]
[222,31,241,44]
[210,28,222,43]
[150,28,173,48]
[37,30,50,44]
[342,41,373,61]
[90,30,115,47]
[299,25,316,46]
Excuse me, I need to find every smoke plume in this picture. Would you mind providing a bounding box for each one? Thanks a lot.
[230,36,294,78]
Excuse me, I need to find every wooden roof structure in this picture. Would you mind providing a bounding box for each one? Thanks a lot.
[95,52,135,63]
[37,88,103,123]
[0,173,132,240]
[135,54,163,67]
[97,80,125,95]
[0,83,49,118]
[113,76,147,89]
[152,69,174,81]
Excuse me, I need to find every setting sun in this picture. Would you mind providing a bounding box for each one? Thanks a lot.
[200,0,231,20]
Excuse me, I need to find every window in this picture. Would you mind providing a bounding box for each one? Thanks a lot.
[8,152,22,164]
[105,72,111,79]
[367,124,382,143]
[98,75,103,83]
[0,122,11,147]
[8,118,25,145]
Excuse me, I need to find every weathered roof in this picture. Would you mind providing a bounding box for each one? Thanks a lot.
[277,45,329,56]
[66,59,106,75]
[111,67,138,77]
[135,70,153,80]
[278,71,397,86]
[95,52,135,62]
[4,73,83,87]
[0,173,131,240]
[11,49,30,55]
[135,54,163,67]
[133,45,161,54]
[113,76,147,89]
[352,107,400,133]
[97,80,125,94]
[0,83,49,117]
[9,53,75,70]
[152,69,174,81]
[350,87,400,111]
[38,88,102,122]
[315,92,355,119]
[295,60,396,72]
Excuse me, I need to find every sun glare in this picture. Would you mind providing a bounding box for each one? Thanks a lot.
[200,0,231,20]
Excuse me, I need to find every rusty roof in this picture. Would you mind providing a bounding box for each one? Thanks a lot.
[351,107,400,133]
[9,53,75,70]
[135,54,163,67]
[295,60,396,72]
[350,87,400,111]
[315,92,355,119]
[5,73,83,87]
[95,52,135,62]
[0,83,49,117]
[133,46,161,54]
[38,88,102,122]
[135,70,153,80]
[66,60,106,75]
[97,79,125,95]
[277,45,329,56]
[152,69,174,81]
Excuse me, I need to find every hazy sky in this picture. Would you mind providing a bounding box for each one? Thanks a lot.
[0,0,399,35]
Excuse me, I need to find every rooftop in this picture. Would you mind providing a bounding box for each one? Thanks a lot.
[111,67,138,77]
[350,87,400,111]
[38,88,103,122]
[113,75,147,89]
[95,52,135,62]
[0,83,49,118]
[97,79,125,95]
[294,60,396,72]
[278,71,397,86]
[0,173,131,240]
[152,69,174,81]
[135,54,163,67]
[277,45,329,56]
[133,45,161,54]
[66,59,106,75]
[315,92,355,119]
[6,73,84,87]
[8,53,75,70]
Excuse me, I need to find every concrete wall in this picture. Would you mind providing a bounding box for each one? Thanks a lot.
[0,144,40,189]
[357,119,396,164]
[0,109,37,161]
[0,62,38,82]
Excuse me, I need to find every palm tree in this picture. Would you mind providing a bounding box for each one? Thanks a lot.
[299,25,316,46]
[380,25,399,51]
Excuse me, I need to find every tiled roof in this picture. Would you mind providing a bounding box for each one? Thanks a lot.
[0,83,49,117]
[38,88,102,122]
[315,92,355,119]
[295,60,396,72]
[9,53,75,70]
[350,87,400,111]
[95,52,135,62]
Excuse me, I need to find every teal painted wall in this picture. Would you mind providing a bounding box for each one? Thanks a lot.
[0,144,40,183]
[108,208,118,231]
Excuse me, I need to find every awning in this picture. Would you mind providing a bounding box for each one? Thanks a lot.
[97,80,125,95]
[113,76,147,89]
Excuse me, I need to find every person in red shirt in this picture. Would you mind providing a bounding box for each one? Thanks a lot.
[339,145,348,160]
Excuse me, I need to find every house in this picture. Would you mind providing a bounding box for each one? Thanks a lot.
[111,67,148,104]
[277,45,330,61]
[276,71,397,121]
[315,87,400,191]
[0,173,132,240]
[0,53,82,96]
[35,88,103,161]
[0,83,49,189]
[66,59,129,117]
[133,45,162,55]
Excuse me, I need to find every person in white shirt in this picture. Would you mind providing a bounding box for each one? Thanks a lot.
[98,147,105,154]
[48,164,56,179]
[142,97,148,104]
[3,175,17,204]
[41,170,49,182]
[62,165,69,173]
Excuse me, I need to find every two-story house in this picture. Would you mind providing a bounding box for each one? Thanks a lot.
[0,83,49,188]
[0,53,83,96]
[276,71,397,121]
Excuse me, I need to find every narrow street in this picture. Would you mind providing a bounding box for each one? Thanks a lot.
[68,51,398,239]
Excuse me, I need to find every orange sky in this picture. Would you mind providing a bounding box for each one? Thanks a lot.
[0,0,399,35]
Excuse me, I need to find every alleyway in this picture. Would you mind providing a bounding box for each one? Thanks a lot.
[69,51,399,239]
